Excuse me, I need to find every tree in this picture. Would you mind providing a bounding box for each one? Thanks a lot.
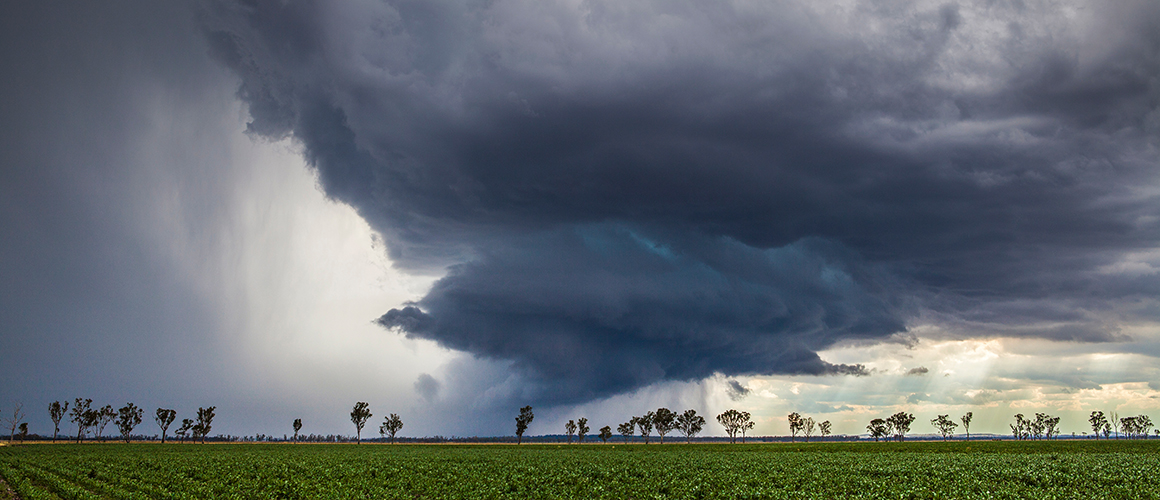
[675,409,706,443]
[49,401,68,443]
[652,408,676,444]
[1089,411,1107,440]
[515,406,534,444]
[961,412,973,440]
[638,412,655,444]
[886,412,915,442]
[350,402,372,444]
[819,420,831,439]
[17,423,28,442]
[1039,413,1060,440]
[155,408,176,444]
[1138,415,1153,439]
[578,417,589,443]
[1110,410,1120,439]
[176,418,194,443]
[617,418,636,443]
[4,403,24,446]
[803,417,815,443]
[70,398,93,443]
[931,415,957,441]
[94,405,116,441]
[787,412,803,442]
[195,406,215,444]
[716,409,744,444]
[598,425,612,443]
[293,418,302,442]
[867,419,887,442]
[380,413,403,444]
[565,420,577,444]
[741,412,754,443]
[116,403,143,443]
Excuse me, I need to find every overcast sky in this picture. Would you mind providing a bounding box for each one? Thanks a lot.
[3,0,1160,439]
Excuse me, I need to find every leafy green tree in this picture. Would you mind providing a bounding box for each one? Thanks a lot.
[1089,411,1107,439]
[195,406,216,444]
[617,419,636,442]
[49,401,68,443]
[716,409,744,444]
[94,405,116,440]
[350,402,372,444]
[380,413,403,444]
[17,423,28,442]
[637,412,655,444]
[155,408,176,444]
[787,412,803,442]
[116,403,143,443]
[961,412,973,440]
[676,409,706,443]
[577,417,589,443]
[565,419,577,444]
[293,418,302,442]
[176,418,193,443]
[819,420,831,439]
[931,414,957,440]
[867,418,887,442]
[652,408,676,444]
[598,425,612,443]
[803,416,815,442]
[69,398,93,443]
[515,406,534,444]
[886,412,915,442]
[742,413,755,443]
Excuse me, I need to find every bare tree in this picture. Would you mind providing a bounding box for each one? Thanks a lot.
[867,419,887,442]
[716,409,744,444]
[194,406,215,444]
[350,402,372,444]
[4,403,24,446]
[803,417,815,443]
[598,425,612,443]
[1110,411,1120,439]
[49,401,68,443]
[293,418,302,442]
[70,398,93,443]
[931,415,957,441]
[787,412,803,442]
[94,405,116,441]
[961,412,973,440]
[116,403,142,443]
[515,406,534,444]
[578,417,589,443]
[676,409,706,443]
[380,414,403,444]
[653,408,675,444]
[638,412,655,444]
[617,418,636,443]
[155,408,176,444]
[565,419,577,444]
[819,420,831,439]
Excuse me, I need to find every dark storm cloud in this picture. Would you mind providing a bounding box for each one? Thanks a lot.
[726,380,752,402]
[906,367,930,376]
[201,0,1160,402]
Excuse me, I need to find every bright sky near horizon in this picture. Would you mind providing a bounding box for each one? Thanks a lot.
[3,0,1160,439]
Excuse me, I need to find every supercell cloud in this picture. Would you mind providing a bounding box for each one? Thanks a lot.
[201,0,1160,404]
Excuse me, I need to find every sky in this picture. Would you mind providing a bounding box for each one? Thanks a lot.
[2,0,1160,439]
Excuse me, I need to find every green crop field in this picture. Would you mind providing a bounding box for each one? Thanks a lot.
[2,441,1159,499]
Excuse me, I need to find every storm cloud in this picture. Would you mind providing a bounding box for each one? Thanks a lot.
[201,0,1160,404]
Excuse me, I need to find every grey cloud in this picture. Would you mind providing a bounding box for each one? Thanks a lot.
[725,380,751,401]
[203,0,1160,404]
[414,373,442,402]
[906,366,930,376]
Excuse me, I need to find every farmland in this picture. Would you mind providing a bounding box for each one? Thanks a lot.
[2,441,1159,499]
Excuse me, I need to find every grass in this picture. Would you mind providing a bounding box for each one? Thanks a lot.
[1,440,1159,499]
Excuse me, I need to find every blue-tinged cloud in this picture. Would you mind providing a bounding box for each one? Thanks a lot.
[200,0,1160,404]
